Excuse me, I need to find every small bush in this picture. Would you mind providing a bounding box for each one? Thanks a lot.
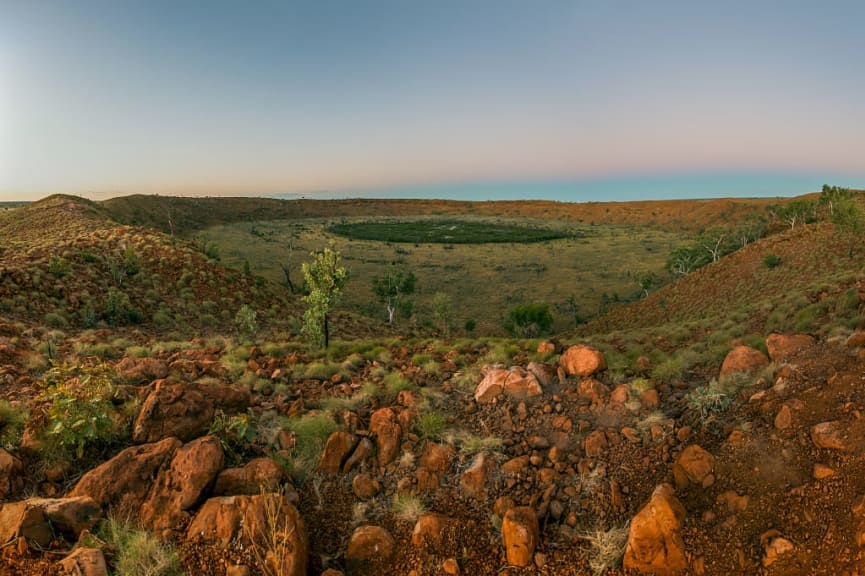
[414,411,447,439]
[209,409,258,464]
[39,362,120,458]
[98,515,183,576]
[0,400,28,448]
[503,303,553,338]
[392,493,427,523]
[764,253,782,268]
[48,255,71,278]
[583,523,629,575]
[235,304,258,337]
[651,356,686,385]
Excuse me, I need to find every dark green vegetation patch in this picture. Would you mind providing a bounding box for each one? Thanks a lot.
[327,219,576,244]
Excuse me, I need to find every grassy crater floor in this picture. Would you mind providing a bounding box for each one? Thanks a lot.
[326,219,576,244]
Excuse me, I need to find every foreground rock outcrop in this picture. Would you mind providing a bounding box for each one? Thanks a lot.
[623,484,687,575]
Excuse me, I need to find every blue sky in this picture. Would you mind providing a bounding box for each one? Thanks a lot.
[2,1,864,200]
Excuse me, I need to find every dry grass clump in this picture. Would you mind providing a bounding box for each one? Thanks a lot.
[582,523,630,575]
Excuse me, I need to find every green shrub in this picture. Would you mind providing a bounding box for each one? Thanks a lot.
[283,412,339,483]
[123,246,141,277]
[414,411,447,439]
[209,409,258,464]
[503,303,553,338]
[98,515,183,576]
[651,356,686,385]
[234,304,258,337]
[764,253,782,268]
[39,362,120,458]
[48,255,71,278]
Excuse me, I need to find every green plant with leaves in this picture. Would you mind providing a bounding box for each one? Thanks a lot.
[235,304,258,337]
[432,291,453,336]
[209,409,258,464]
[48,255,71,278]
[371,264,416,324]
[503,303,553,337]
[764,253,782,268]
[831,193,864,257]
[40,362,119,458]
[302,245,349,348]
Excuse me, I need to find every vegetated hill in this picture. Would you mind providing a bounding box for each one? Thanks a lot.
[583,220,864,340]
[0,195,387,340]
[101,193,797,236]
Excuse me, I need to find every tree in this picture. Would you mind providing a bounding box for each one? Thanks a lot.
[503,303,553,338]
[636,271,659,298]
[831,194,864,258]
[666,246,709,276]
[371,265,416,324]
[819,184,852,217]
[778,199,816,230]
[556,295,583,328]
[432,291,453,337]
[301,245,349,348]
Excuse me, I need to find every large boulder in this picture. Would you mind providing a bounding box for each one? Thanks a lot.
[141,435,224,530]
[474,366,543,403]
[623,484,687,575]
[0,497,101,548]
[369,408,402,468]
[187,494,307,576]
[316,432,358,475]
[559,345,606,377]
[69,437,181,515]
[766,333,815,362]
[132,381,251,443]
[720,346,769,378]
[502,506,539,567]
[214,458,284,496]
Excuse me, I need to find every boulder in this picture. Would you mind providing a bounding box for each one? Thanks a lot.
[0,497,101,548]
[584,430,608,457]
[559,345,606,377]
[766,333,815,362]
[346,525,395,561]
[187,494,307,576]
[316,432,358,475]
[811,421,854,451]
[846,331,865,348]
[527,362,557,388]
[352,473,381,500]
[214,458,284,496]
[502,507,539,567]
[577,378,609,403]
[115,357,168,384]
[369,408,402,468]
[411,512,454,550]
[342,438,375,473]
[474,366,542,403]
[0,447,23,499]
[141,435,224,530]
[69,437,181,514]
[460,452,495,499]
[672,445,715,490]
[720,346,769,378]
[623,484,687,575]
[132,381,251,443]
[58,547,108,576]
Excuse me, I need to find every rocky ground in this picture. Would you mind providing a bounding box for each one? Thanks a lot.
[2,328,865,575]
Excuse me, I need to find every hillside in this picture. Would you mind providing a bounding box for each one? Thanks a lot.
[101,194,794,235]
[1,193,865,576]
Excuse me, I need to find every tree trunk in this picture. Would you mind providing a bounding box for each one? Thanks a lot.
[387,304,395,324]
[324,313,330,349]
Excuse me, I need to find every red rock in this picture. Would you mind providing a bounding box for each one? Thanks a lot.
[419,442,453,473]
[501,455,530,475]
[316,432,358,475]
[342,438,375,473]
[584,430,608,457]
[58,547,108,576]
[577,378,609,403]
[559,345,606,377]
[0,447,23,499]
[813,463,835,479]
[766,333,815,362]
[346,525,395,561]
[502,367,543,400]
[460,452,495,499]
[370,408,402,468]
[760,530,795,567]
[115,357,168,384]
[610,384,631,404]
[640,389,660,408]
[0,497,101,548]
[69,437,181,514]
[623,484,687,575]
[141,435,225,530]
[187,493,307,576]
[502,507,539,567]
[672,445,715,490]
[213,457,284,496]
[527,362,557,388]
[846,331,865,348]
[352,473,381,500]
[716,490,749,513]
[536,340,557,355]
[411,512,454,550]
[811,421,854,451]
[720,346,769,378]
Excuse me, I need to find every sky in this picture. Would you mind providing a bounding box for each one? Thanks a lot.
[1,0,864,201]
